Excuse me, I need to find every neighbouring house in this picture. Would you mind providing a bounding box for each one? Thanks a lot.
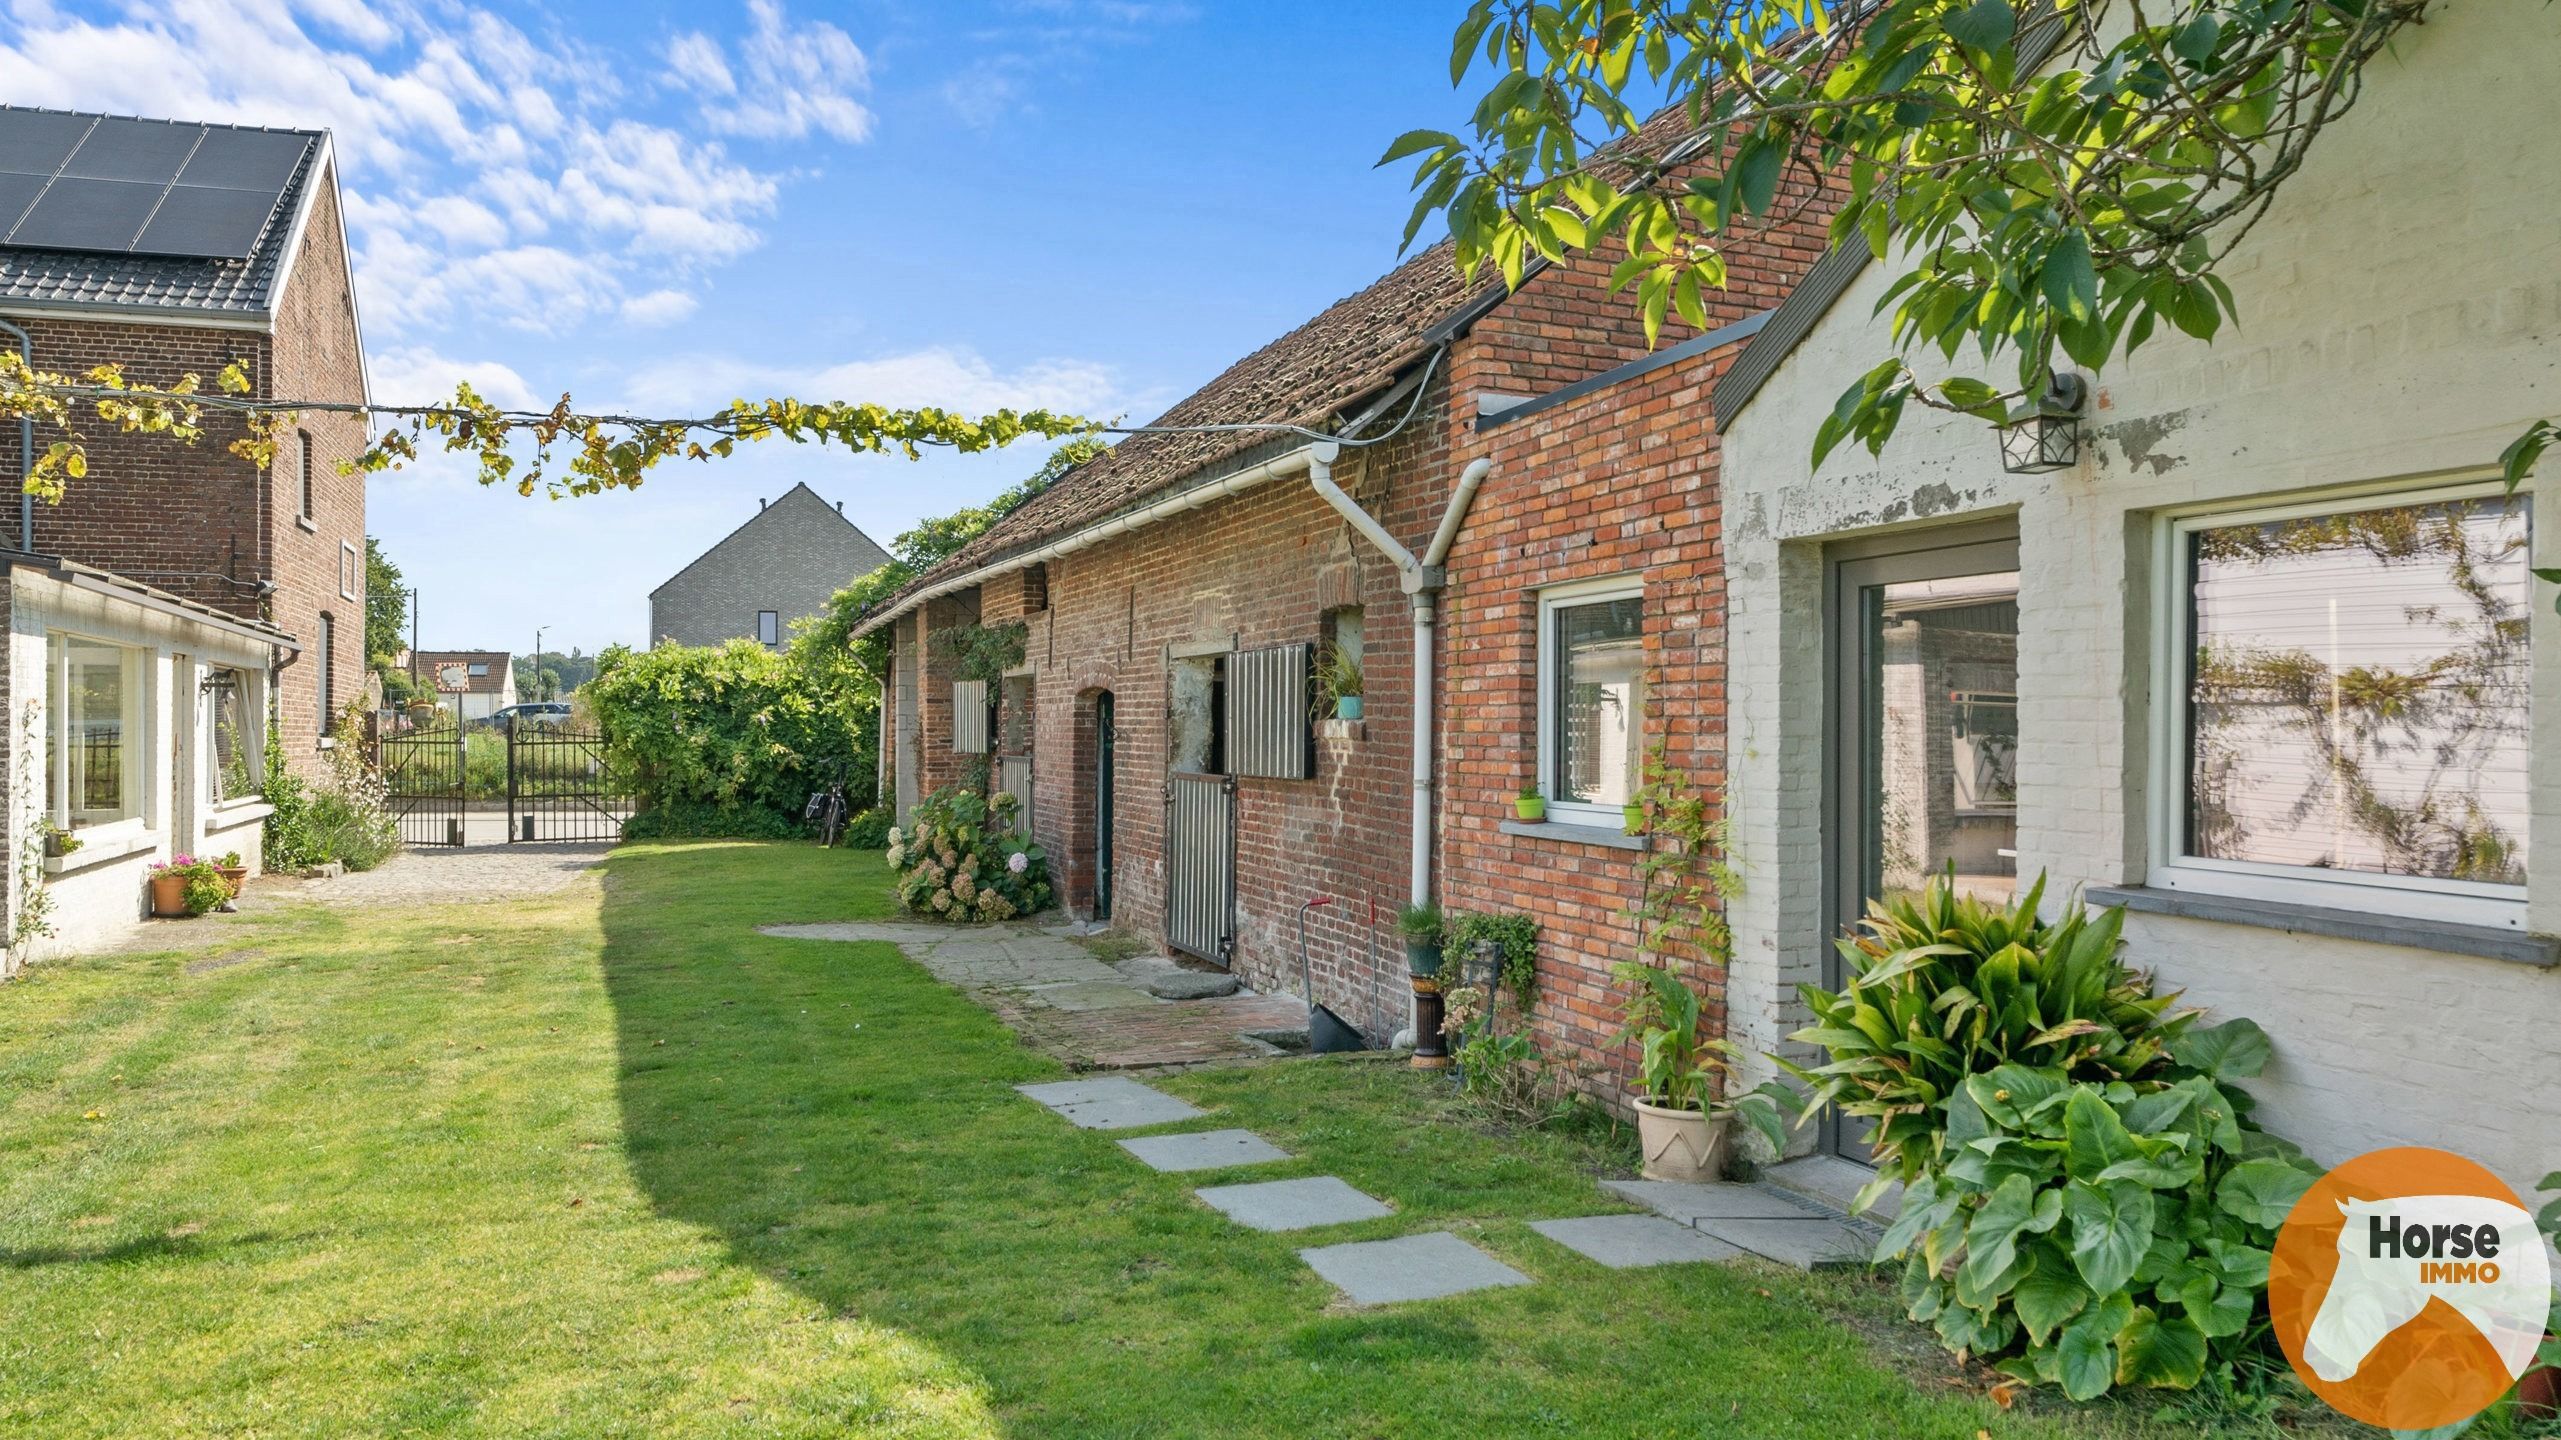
[0,106,368,960]
[1711,2,2558,1202]
[856,144,1835,1065]
[408,650,516,723]
[649,481,890,649]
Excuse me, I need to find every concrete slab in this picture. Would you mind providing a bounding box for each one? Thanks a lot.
[1117,1128,1292,1173]
[1014,1077,1207,1130]
[1298,1231,1533,1305]
[1529,1214,1745,1268]
[1761,1154,1902,1222]
[1020,980,1163,1012]
[1696,1214,1875,1270]
[1194,1176,1391,1232]
[1601,1179,1822,1225]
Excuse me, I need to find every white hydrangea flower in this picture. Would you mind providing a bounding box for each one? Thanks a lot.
[1007,851,1029,875]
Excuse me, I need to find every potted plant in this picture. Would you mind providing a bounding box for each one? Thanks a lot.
[1612,961,1744,1182]
[1313,643,1363,722]
[214,850,248,897]
[1623,800,1645,835]
[1395,901,1443,976]
[40,821,79,859]
[1514,785,1545,822]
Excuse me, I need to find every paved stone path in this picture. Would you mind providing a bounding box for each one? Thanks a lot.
[291,841,614,908]
[1601,1178,1879,1269]
[761,919,1308,1069]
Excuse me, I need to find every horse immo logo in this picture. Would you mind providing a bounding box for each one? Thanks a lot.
[2272,1147,2550,1431]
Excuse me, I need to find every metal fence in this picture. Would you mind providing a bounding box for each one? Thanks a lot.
[506,723,629,843]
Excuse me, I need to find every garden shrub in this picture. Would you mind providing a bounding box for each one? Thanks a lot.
[262,734,397,873]
[1781,874,2321,1401]
[885,787,1049,921]
[585,639,870,834]
[622,801,804,842]
[842,809,891,850]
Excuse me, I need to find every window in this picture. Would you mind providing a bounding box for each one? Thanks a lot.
[208,667,258,802]
[1169,651,1227,775]
[339,540,359,601]
[467,662,489,677]
[297,429,315,521]
[47,634,145,831]
[1537,579,1646,823]
[2155,483,2532,925]
[756,610,780,647]
[316,614,335,732]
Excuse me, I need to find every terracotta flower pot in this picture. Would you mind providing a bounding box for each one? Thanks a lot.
[216,865,248,897]
[149,873,190,918]
[1633,1097,1729,1183]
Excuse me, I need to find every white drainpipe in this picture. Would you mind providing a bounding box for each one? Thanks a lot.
[1305,439,1493,915]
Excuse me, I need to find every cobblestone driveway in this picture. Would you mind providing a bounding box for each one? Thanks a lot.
[290,841,615,908]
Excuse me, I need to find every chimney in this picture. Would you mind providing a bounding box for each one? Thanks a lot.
[835,501,844,513]
[758,497,766,510]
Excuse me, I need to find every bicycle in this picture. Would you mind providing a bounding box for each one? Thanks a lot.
[804,769,849,848]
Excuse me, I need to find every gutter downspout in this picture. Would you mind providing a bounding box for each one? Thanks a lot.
[1305,442,1493,1035]
[3,317,34,552]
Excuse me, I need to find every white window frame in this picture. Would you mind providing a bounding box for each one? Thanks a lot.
[1534,574,1647,827]
[206,664,266,806]
[339,540,359,601]
[47,630,153,841]
[2145,474,2532,930]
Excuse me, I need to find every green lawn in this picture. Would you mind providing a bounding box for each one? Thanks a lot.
[0,841,2312,1437]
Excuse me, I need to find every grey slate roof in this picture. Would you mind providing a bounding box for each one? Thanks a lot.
[0,107,326,319]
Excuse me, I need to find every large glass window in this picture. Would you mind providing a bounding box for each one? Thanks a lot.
[209,667,258,803]
[2175,488,2531,898]
[47,635,145,831]
[1539,583,1645,819]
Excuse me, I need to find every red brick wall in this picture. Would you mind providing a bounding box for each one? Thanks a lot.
[0,170,368,776]
[1434,177,1838,1087]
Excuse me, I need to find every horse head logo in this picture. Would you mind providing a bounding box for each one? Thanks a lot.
[2302,1194,2545,1384]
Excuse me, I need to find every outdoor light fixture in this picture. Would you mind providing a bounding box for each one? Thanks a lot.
[1997,371,2087,474]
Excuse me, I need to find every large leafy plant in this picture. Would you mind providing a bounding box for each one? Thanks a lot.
[1783,873,2320,1400]
[1613,961,1790,1156]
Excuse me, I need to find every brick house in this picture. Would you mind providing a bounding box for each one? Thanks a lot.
[857,162,1833,1065]
[1711,2,2559,1198]
[406,649,517,723]
[649,481,890,649]
[0,107,367,960]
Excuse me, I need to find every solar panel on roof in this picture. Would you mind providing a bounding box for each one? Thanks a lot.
[9,176,163,252]
[134,183,277,260]
[0,110,96,176]
[59,118,204,184]
[0,172,48,234]
[176,128,308,192]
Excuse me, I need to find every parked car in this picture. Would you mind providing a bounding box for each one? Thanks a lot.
[481,702,573,730]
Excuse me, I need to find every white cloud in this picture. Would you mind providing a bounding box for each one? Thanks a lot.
[367,346,540,410]
[0,1,869,334]
[619,289,699,327]
[618,347,1126,419]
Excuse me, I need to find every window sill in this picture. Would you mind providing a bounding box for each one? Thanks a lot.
[295,515,319,534]
[2087,885,2559,969]
[1497,818,1650,852]
[205,799,274,832]
[44,828,158,875]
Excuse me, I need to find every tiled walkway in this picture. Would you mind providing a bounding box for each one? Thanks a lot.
[760,920,1308,1068]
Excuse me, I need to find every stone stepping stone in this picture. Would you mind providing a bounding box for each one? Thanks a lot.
[1113,955,1242,1000]
[1118,1128,1291,1173]
[1601,1179,1875,1270]
[1015,1077,1206,1131]
[1530,1214,1744,1269]
[1194,1176,1390,1232]
[1600,1179,1819,1224]
[1021,980,1162,1011]
[1298,1231,1532,1306]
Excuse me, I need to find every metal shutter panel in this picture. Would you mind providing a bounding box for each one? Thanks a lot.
[950,679,989,753]
[1225,643,1312,780]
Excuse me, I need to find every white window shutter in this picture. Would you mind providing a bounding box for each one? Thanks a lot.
[1226,643,1313,780]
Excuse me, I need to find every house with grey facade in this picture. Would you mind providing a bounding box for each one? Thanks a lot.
[648,482,890,649]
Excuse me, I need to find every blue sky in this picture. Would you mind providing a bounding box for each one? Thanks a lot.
[0,1,1483,656]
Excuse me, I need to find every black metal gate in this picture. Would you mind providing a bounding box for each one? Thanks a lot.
[378,727,466,848]
[506,722,628,843]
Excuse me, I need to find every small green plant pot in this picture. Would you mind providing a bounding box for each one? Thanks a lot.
[1334,695,1363,721]
[1514,796,1546,822]
[1404,940,1442,977]
[1623,803,1645,835]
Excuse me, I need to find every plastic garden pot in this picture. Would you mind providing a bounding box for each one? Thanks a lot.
[1403,940,1442,977]
[1515,795,1546,822]
[1633,1098,1729,1183]
[1335,695,1363,721]
[1623,803,1645,835]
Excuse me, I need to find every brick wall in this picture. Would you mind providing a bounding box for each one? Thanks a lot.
[1434,179,1838,1088]
[0,170,367,776]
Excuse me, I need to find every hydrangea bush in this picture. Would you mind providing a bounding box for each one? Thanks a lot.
[886,787,1050,922]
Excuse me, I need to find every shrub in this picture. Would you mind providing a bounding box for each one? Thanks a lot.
[842,809,891,850]
[150,854,231,915]
[262,736,397,873]
[1442,909,1538,1010]
[622,802,804,841]
[1781,874,2320,1402]
[885,787,1049,921]
[584,640,870,835]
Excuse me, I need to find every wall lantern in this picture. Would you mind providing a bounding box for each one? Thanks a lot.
[1997,372,2087,474]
